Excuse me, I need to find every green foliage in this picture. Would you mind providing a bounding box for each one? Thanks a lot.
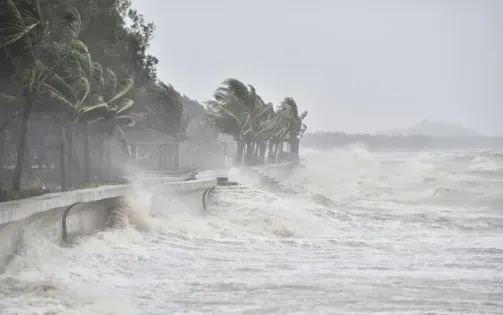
[0,0,311,194]
[207,78,308,142]
[135,81,186,137]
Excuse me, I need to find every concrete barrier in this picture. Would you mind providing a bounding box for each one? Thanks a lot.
[252,161,303,180]
[0,178,216,272]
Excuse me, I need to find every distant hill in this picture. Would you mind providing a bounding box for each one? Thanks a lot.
[301,130,503,150]
[378,120,479,137]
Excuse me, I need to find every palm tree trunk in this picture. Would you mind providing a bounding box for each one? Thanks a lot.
[39,139,47,170]
[267,141,274,164]
[273,142,280,163]
[104,127,113,181]
[235,140,244,166]
[259,140,267,164]
[294,138,300,161]
[250,141,255,164]
[59,121,68,191]
[98,136,105,181]
[173,141,179,170]
[12,104,32,191]
[0,131,5,168]
[83,123,91,183]
[245,140,253,165]
[279,142,284,162]
[254,140,261,163]
[24,147,32,179]
[253,141,260,161]
[288,136,295,162]
[273,142,276,163]
[253,141,259,162]
[66,123,74,188]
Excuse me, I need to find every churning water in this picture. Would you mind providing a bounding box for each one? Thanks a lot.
[1,147,502,314]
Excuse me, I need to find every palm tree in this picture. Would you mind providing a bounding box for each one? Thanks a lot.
[207,78,266,165]
[135,81,186,170]
[269,109,291,162]
[278,97,308,162]
[37,39,95,190]
[0,93,22,170]
[76,73,136,181]
[140,82,184,135]
[0,0,83,190]
[253,104,286,163]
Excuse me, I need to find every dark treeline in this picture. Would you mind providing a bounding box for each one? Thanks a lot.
[0,0,194,196]
[206,79,308,166]
[302,131,503,151]
[0,0,308,200]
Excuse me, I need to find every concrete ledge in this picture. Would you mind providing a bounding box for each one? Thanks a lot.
[251,161,303,180]
[136,178,217,192]
[0,177,216,272]
[62,198,119,243]
[0,185,128,226]
[0,179,216,226]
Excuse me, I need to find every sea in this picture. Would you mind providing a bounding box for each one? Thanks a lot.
[1,146,502,314]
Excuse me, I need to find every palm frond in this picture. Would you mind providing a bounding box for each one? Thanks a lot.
[280,97,299,119]
[58,8,81,47]
[44,73,77,104]
[38,85,75,114]
[0,0,41,60]
[91,62,104,86]
[76,103,110,122]
[108,76,133,104]
[75,76,90,107]
[74,40,92,79]
[103,67,117,99]
[42,7,82,77]
[115,125,131,156]
[222,78,248,102]
[115,98,135,114]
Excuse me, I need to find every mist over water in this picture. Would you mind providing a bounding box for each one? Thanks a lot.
[1,147,502,314]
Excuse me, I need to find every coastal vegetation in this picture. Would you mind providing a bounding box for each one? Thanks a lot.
[206,79,307,166]
[0,0,308,199]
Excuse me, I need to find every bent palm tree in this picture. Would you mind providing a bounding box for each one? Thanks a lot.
[134,81,189,170]
[0,0,83,190]
[37,38,95,189]
[138,81,184,137]
[207,78,266,165]
[279,97,308,161]
[75,73,136,180]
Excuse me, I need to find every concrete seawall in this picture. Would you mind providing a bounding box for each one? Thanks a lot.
[0,178,216,272]
[252,161,302,181]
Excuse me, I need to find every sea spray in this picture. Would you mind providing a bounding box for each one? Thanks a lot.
[1,148,502,314]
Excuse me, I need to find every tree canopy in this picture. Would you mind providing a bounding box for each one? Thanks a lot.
[0,0,309,194]
[206,78,308,165]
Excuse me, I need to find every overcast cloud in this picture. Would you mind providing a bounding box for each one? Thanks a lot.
[131,0,503,135]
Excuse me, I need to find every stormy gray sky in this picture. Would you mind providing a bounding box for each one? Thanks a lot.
[131,0,503,135]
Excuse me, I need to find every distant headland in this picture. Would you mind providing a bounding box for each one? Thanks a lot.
[303,120,503,150]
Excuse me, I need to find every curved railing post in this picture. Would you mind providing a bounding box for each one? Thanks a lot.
[61,202,81,245]
[202,186,216,211]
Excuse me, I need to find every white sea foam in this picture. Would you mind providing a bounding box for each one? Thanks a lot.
[1,148,502,314]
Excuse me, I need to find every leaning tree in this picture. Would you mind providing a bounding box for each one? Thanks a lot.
[207,78,270,165]
[0,0,85,190]
[279,97,308,162]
